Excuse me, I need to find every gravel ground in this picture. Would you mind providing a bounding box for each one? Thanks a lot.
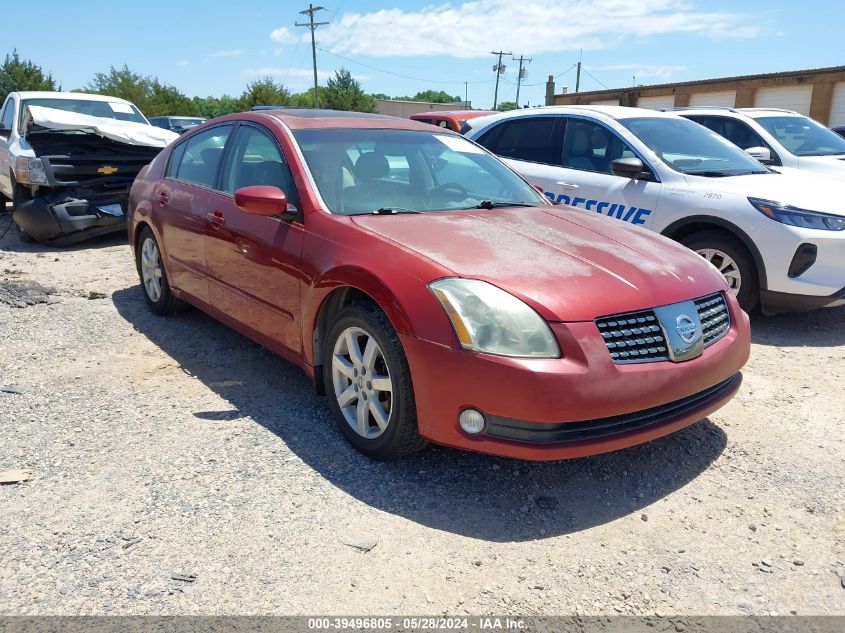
[0,210,843,616]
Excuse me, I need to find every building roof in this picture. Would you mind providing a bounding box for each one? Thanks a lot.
[555,65,845,99]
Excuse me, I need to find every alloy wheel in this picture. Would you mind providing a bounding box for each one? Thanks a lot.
[141,237,163,302]
[697,248,741,295]
[331,326,393,439]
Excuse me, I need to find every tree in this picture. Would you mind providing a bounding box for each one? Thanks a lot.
[323,69,376,113]
[192,95,239,118]
[0,49,58,103]
[85,65,150,108]
[237,77,291,110]
[496,101,518,112]
[146,81,197,117]
[289,87,328,108]
[410,90,461,103]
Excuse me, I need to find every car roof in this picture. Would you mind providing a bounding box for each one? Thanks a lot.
[13,91,135,105]
[468,105,673,130]
[664,106,803,119]
[223,109,452,132]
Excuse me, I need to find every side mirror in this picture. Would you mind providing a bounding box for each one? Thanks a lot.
[611,157,649,180]
[234,185,293,219]
[745,146,772,163]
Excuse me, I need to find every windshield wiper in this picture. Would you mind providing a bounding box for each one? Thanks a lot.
[473,200,539,209]
[687,171,737,178]
[369,207,421,215]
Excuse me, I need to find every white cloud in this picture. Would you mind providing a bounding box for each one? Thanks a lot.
[315,0,760,58]
[270,27,297,44]
[177,60,189,67]
[209,49,244,59]
[587,63,686,80]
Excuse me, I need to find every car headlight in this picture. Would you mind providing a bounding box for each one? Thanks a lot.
[749,197,845,231]
[13,156,48,185]
[429,278,560,358]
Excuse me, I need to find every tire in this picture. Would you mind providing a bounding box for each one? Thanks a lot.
[8,179,34,242]
[135,226,186,315]
[680,230,758,312]
[322,302,427,460]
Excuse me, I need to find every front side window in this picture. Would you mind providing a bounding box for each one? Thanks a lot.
[755,115,845,157]
[221,125,299,209]
[21,98,147,124]
[621,116,769,176]
[173,125,233,189]
[293,128,547,215]
[562,118,637,174]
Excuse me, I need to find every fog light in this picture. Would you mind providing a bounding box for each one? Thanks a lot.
[459,409,486,434]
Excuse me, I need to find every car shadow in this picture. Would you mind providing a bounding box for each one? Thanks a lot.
[751,305,845,348]
[112,286,727,542]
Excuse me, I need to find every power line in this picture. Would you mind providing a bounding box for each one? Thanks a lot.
[296,4,329,108]
[582,68,610,90]
[317,47,493,85]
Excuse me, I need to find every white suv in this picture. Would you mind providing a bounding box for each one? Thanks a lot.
[671,107,845,177]
[464,106,845,314]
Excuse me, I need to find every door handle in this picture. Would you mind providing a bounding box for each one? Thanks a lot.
[556,181,580,189]
[158,191,169,205]
[207,210,225,227]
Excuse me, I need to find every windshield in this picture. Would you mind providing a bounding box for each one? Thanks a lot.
[22,98,148,124]
[620,116,768,176]
[755,115,845,156]
[292,128,548,215]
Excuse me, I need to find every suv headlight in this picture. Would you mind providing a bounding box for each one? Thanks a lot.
[429,278,560,358]
[749,197,845,231]
[13,156,48,185]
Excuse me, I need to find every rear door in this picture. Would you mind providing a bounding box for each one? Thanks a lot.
[476,116,561,195]
[157,123,234,305]
[204,122,305,356]
[543,116,662,228]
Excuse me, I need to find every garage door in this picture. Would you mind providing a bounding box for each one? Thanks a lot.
[828,82,845,127]
[754,85,813,115]
[689,91,736,107]
[591,98,619,106]
[636,95,676,109]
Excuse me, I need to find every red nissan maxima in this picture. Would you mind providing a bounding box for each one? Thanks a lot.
[128,109,750,461]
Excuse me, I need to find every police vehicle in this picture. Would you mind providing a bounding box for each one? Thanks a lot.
[667,107,845,178]
[464,106,845,314]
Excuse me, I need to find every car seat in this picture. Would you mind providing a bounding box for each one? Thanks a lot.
[565,126,596,171]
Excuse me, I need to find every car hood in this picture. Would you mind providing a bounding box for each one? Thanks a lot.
[696,170,845,216]
[26,105,178,148]
[352,206,727,322]
[796,154,845,176]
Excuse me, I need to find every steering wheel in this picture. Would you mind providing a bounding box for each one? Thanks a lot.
[431,182,470,201]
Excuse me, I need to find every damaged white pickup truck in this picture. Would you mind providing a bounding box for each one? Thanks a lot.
[0,91,178,244]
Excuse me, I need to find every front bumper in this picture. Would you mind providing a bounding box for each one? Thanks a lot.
[13,189,127,245]
[401,295,749,461]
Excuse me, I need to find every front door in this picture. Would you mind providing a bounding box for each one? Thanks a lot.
[204,123,304,356]
[545,117,662,229]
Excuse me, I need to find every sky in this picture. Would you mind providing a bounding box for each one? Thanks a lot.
[5,1,844,110]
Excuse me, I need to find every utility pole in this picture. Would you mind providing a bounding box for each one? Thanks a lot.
[490,50,511,110]
[296,4,328,109]
[513,55,531,107]
[575,48,582,93]
[464,81,468,106]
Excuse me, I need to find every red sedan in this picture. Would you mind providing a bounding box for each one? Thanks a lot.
[128,110,750,461]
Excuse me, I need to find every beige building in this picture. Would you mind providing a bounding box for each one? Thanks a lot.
[375,99,470,118]
[545,65,845,126]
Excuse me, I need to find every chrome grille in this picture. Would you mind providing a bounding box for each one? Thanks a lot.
[695,292,731,347]
[595,309,669,363]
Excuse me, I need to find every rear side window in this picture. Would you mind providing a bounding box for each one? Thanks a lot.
[220,124,300,209]
[173,125,233,189]
[480,117,557,164]
[561,118,636,175]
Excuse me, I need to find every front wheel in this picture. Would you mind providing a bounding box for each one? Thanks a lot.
[322,303,427,460]
[135,226,187,315]
[680,230,758,312]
